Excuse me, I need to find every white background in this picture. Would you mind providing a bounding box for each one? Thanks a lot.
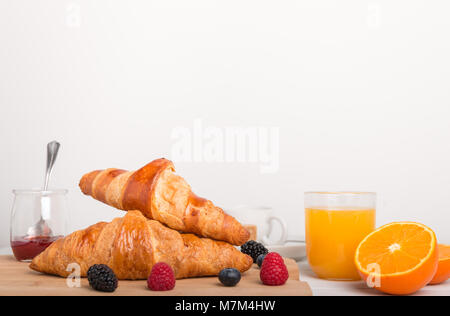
[1,1,449,247]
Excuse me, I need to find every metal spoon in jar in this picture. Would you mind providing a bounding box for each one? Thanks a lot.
[27,141,60,237]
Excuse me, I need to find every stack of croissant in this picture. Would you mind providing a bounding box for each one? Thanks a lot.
[30,158,252,279]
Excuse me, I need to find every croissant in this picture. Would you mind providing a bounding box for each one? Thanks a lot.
[79,158,249,245]
[30,211,253,280]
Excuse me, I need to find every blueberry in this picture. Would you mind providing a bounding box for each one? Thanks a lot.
[256,254,266,268]
[219,268,241,286]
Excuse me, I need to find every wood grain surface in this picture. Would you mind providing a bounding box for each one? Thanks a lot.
[0,255,312,296]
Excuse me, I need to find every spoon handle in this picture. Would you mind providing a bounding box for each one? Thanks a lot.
[44,141,60,190]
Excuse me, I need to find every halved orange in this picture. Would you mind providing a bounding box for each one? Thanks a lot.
[429,244,450,285]
[355,222,438,295]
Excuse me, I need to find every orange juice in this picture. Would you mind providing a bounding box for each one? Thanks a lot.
[305,208,375,280]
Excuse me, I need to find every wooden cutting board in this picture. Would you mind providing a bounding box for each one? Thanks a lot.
[0,255,312,296]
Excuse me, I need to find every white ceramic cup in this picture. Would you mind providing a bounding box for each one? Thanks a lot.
[227,206,288,246]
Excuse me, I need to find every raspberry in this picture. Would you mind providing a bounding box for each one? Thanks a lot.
[260,252,289,286]
[147,262,176,291]
[262,252,284,266]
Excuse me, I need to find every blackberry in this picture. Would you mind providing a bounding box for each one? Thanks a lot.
[256,254,266,268]
[219,268,241,287]
[87,264,118,292]
[240,240,268,263]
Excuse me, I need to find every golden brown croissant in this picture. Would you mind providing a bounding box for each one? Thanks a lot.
[78,158,249,245]
[30,211,253,280]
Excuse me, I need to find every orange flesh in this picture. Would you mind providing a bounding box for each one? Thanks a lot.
[356,223,434,275]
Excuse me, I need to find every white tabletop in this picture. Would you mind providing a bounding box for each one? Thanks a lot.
[297,259,450,296]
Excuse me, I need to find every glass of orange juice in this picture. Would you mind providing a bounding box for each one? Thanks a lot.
[305,192,376,280]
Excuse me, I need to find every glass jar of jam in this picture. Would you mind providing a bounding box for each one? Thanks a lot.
[10,189,69,262]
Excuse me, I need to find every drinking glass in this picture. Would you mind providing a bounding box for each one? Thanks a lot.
[304,192,376,280]
[10,189,69,262]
